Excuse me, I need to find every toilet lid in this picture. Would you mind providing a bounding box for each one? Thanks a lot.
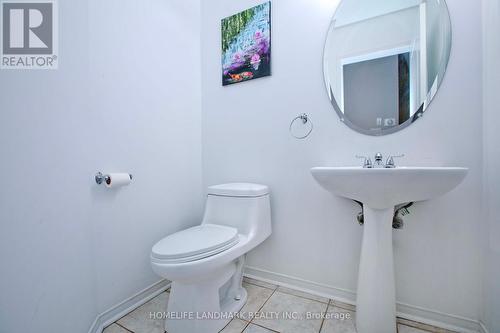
[208,183,269,197]
[151,224,239,262]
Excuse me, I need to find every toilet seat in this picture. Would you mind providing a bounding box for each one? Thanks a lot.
[151,224,239,263]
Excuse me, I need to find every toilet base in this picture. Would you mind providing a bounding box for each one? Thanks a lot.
[164,256,248,333]
[165,287,248,333]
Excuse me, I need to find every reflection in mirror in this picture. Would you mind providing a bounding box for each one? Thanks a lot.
[324,0,452,136]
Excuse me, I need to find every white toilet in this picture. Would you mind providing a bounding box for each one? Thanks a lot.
[150,183,272,333]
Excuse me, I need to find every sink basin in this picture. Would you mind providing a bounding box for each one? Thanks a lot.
[311,167,468,209]
[310,166,468,333]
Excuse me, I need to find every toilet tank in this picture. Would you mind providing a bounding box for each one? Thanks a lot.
[201,184,271,242]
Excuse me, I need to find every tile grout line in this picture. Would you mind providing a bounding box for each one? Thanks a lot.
[112,291,170,333]
[244,281,452,333]
[254,287,277,314]
[247,282,332,304]
[243,279,278,291]
[112,278,449,333]
[275,287,330,305]
[248,321,281,333]
[115,322,135,333]
[246,287,278,331]
[398,318,458,333]
[239,318,251,333]
[400,323,443,333]
[246,286,332,333]
[245,278,331,305]
[318,299,333,333]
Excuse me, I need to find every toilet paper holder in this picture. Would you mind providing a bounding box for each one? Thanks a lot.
[95,172,133,185]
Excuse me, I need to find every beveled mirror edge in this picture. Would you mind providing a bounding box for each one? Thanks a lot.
[322,0,453,136]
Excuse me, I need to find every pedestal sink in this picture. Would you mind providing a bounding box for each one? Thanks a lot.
[310,167,468,333]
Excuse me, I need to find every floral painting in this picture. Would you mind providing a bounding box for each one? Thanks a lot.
[222,2,271,86]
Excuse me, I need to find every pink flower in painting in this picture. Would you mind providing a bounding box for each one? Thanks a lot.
[229,52,245,71]
[259,39,269,54]
[254,30,263,40]
[233,53,242,61]
[250,53,261,70]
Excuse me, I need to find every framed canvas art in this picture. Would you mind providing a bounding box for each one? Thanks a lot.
[222,2,271,86]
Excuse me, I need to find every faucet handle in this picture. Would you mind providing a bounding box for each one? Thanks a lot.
[385,154,405,168]
[356,155,373,168]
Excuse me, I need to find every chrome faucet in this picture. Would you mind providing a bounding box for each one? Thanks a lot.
[374,152,384,167]
[356,155,373,168]
[385,154,405,168]
[357,153,405,168]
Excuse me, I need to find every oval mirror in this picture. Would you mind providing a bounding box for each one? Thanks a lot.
[324,0,452,136]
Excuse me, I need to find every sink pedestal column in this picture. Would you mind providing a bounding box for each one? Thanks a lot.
[356,207,396,333]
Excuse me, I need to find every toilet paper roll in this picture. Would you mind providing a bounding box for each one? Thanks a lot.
[105,173,132,188]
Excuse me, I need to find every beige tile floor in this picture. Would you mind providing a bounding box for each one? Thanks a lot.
[104,277,458,333]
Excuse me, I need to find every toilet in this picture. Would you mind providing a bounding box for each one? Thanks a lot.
[150,183,272,333]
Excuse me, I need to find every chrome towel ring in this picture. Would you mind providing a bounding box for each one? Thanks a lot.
[289,113,313,139]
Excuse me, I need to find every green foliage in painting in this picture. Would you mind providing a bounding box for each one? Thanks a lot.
[221,7,257,53]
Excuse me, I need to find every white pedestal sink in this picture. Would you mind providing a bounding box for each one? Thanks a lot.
[310,167,468,333]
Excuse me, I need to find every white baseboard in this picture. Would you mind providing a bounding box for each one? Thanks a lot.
[86,269,488,333]
[245,266,356,304]
[244,266,482,333]
[87,279,171,333]
[396,303,480,333]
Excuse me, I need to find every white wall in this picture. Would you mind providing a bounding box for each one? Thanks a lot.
[201,0,483,324]
[0,1,203,332]
[482,0,500,331]
[87,0,203,314]
[334,0,420,27]
[0,2,96,332]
